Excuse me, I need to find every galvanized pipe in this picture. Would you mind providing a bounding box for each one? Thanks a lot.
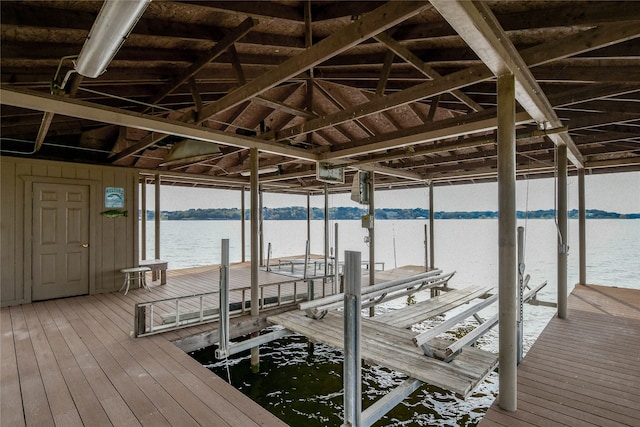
[250,147,260,371]
[141,177,147,260]
[368,172,375,317]
[259,188,264,266]
[343,250,362,427]
[497,73,517,412]
[334,222,339,294]
[241,186,246,262]
[429,182,435,270]
[324,183,330,287]
[218,239,230,358]
[154,174,161,260]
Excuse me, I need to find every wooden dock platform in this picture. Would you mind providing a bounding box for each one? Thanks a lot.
[479,284,640,427]
[1,264,289,427]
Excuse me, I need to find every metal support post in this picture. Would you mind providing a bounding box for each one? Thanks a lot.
[250,147,260,372]
[324,183,330,288]
[218,239,230,358]
[424,224,428,272]
[303,240,310,279]
[429,182,435,270]
[334,223,339,295]
[154,174,161,260]
[307,192,311,245]
[241,186,246,263]
[259,188,264,267]
[497,73,517,412]
[266,242,272,272]
[368,172,375,317]
[578,169,586,285]
[141,178,147,260]
[517,226,525,364]
[557,144,568,319]
[343,250,362,427]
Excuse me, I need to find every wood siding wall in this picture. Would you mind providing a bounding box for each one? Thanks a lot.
[1,157,139,306]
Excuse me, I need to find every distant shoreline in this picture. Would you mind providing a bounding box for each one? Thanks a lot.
[144,207,640,220]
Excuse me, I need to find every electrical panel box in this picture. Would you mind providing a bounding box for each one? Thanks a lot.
[351,171,370,204]
[361,214,373,229]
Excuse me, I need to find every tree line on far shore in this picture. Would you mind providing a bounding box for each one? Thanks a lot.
[142,207,639,220]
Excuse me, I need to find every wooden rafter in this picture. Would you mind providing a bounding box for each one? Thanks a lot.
[196,1,429,122]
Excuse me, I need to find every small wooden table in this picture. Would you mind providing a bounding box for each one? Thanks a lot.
[120,267,151,295]
[139,259,168,285]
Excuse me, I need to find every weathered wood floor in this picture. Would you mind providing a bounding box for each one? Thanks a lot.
[479,284,640,427]
[1,264,290,427]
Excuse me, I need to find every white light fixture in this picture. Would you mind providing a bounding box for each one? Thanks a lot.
[75,0,151,78]
[240,166,279,177]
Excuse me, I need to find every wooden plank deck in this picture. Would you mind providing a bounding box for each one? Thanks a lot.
[479,284,640,427]
[1,264,290,426]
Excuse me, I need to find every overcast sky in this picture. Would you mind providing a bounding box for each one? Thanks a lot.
[147,171,639,214]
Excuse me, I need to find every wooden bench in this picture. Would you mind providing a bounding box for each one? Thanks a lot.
[139,259,168,285]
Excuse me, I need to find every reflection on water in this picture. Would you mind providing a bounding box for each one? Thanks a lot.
[191,329,498,427]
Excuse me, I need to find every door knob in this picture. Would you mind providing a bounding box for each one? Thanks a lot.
[82,243,89,248]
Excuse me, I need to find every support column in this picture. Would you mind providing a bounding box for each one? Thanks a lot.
[578,169,586,285]
[307,192,311,245]
[557,144,568,319]
[497,73,517,412]
[250,147,260,371]
[154,174,161,260]
[324,183,329,288]
[368,172,375,318]
[141,178,147,260]
[343,250,362,427]
[429,182,435,270]
[259,188,264,267]
[334,223,339,294]
[241,186,246,263]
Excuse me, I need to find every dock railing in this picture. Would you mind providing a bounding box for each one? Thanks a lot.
[133,275,327,337]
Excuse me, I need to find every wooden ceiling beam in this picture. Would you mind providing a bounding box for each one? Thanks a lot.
[1,86,319,161]
[321,109,532,160]
[145,17,256,109]
[374,32,483,112]
[196,1,429,122]
[430,0,588,168]
[267,20,637,145]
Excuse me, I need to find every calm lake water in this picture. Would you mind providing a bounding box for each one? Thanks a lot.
[144,219,639,426]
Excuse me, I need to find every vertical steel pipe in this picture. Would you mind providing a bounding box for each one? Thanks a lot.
[154,174,160,260]
[307,192,311,246]
[241,186,246,263]
[250,147,260,371]
[259,188,264,266]
[557,144,568,319]
[324,183,330,287]
[497,73,517,412]
[578,169,586,285]
[218,239,230,358]
[368,172,375,317]
[141,177,147,260]
[334,223,339,294]
[343,250,362,427]
[429,182,435,270]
